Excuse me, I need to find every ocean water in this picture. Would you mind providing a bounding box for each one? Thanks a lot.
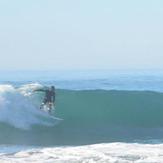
[0,70,163,163]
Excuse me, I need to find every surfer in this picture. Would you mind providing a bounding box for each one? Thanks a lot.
[34,86,55,113]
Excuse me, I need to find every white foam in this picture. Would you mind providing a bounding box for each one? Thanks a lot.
[18,83,43,96]
[0,143,163,163]
[0,84,60,130]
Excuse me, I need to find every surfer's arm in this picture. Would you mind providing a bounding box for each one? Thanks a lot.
[33,89,46,92]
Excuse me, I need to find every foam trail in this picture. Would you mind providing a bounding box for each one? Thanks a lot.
[0,84,61,130]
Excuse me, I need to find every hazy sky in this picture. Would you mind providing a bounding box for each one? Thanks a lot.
[0,0,163,70]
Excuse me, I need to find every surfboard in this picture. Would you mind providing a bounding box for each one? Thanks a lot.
[39,104,63,124]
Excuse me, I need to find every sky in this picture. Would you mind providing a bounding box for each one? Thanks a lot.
[0,0,163,70]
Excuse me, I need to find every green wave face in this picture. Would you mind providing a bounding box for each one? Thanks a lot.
[56,90,163,127]
[1,90,163,146]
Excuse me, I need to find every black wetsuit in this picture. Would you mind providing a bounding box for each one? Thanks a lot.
[35,89,55,105]
[43,90,55,104]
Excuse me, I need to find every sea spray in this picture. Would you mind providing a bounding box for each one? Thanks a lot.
[0,84,61,130]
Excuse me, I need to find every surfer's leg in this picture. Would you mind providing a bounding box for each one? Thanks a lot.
[40,98,47,109]
[48,102,52,114]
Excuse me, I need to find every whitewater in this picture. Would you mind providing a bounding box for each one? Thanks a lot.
[0,70,163,163]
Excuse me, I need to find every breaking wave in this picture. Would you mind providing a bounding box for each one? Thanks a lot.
[1,83,163,145]
[0,84,61,130]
